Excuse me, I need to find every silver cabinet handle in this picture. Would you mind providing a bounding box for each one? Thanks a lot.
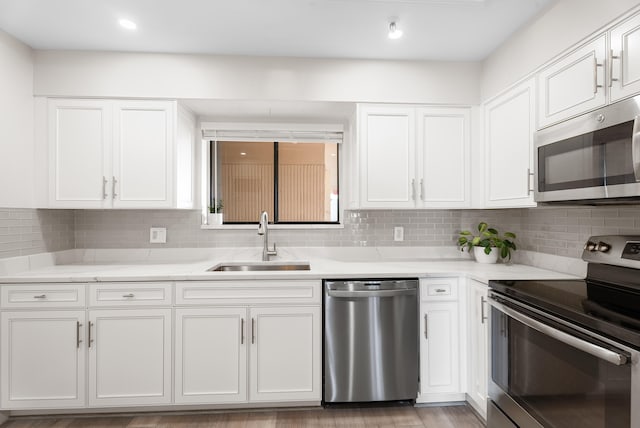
[76,321,83,348]
[122,293,135,298]
[88,321,94,348]
[424,313,428,339]
[411,179,416,201]
[102,176,108,199]
[609,49,620,87]
[112,176,117,199]
[241,318,245,345]
[481,296,487,324]
[632,115,640,182]
[489,297,628,366]
[33,294,46,299]
[251,318,256,344]
[420,178,425,201]
[527,168,535,195]
[435,288,447,293]
[593,57,604,94]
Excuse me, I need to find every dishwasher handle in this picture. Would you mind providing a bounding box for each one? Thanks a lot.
[327,289,417,298]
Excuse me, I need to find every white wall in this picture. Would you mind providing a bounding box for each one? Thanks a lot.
[482,0,640,100]
[34,51,481,105]
[0,30,34,208]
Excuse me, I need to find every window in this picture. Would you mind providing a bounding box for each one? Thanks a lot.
[210,140,339,224]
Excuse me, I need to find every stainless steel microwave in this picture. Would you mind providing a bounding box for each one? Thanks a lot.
[534,95,640,204]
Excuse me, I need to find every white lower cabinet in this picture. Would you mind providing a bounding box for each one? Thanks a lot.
[249,306,321,402]
[175,307,247,404]
[173,280,322,405]
[417,278,464,403]
[88,309,172,407]
[0,311,86,409]
[466,279,489,419]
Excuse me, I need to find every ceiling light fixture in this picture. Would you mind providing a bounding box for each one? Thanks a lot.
[240,152,247,156]
[388,22,403,40]
[119,19,137,30]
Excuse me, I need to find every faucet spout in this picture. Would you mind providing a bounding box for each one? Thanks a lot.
[258,211,277,261]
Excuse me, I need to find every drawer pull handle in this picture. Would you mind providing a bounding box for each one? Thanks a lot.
[241,318,245,345]
[435,288,447,293]
[122,293,135,298]
[481,296,488,324]
[424,313,428,339]
[33,294,46,299]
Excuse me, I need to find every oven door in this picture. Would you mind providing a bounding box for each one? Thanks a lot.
[488,293,639,428]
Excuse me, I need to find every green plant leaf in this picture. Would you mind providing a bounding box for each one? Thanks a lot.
[471,236,481,246]
[484,246,491,255]
[504,232,516,239]
[487,228,498,235]
[478,222,488,233]
[501,246,508,259]
[460,230,472,236]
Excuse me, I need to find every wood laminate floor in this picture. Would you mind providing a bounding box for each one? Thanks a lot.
[2,405,484,428]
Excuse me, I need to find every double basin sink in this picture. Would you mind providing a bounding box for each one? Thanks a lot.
[207,261,311,272]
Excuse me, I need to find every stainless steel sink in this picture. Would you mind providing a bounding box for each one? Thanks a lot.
[207,261,311,272]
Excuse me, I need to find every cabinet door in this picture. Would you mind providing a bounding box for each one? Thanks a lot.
[249,306,321,402]
[610,13,640,102]
[112,100,175,208]
[175,307,248,404]
[484,78,537,208]
[419,301,460,397]
[416,107,470,208]
[88,309,171,406]
[358,106,417,208]
[538,35,607,128]
[1,311,86,409]
[48,99,111,208]
[467,280,489,419]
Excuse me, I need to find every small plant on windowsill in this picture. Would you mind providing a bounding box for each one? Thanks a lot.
[207,200,224,225]
[457,222,517,264]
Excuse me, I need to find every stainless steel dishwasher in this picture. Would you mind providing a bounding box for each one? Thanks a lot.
[323,278,418,403]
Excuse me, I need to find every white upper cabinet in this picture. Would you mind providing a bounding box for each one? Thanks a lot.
[358,105,416,208]
[537,35,607,128]
[48,99,111,208]
[416,107,470,208]
[610,13,640,102]
[484,78,537,208]
[112,101,174,208]
[46,98,194,209]
[357,104,471,209]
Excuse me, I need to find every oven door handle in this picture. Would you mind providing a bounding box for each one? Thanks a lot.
[489,297,628,366]
[633,114,640,182]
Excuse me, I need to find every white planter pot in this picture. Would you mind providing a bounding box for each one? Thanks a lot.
[207,213,223,225]
[473,246,499,264]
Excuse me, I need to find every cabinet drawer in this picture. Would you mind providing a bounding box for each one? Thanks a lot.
[176,281,321,305]
[1,284,86,308]
[420,278,458,301]
[89,282,172,307]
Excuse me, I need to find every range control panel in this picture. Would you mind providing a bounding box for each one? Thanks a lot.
[622,241,640,261]
[582,236,640,268]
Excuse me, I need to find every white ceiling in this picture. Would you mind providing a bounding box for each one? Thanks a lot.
[0,0,555,61]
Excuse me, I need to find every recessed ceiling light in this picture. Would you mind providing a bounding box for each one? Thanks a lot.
[240,152,247,156]
[119,19,137,30]
[388,22,403,40]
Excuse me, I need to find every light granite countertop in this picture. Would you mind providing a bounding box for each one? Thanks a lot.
[0,246,583,284]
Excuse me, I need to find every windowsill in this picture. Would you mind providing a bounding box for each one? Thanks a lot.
[200,223,344,230]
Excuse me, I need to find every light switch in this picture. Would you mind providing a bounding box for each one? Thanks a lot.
[394,226,404,241]
[150,227,167,244]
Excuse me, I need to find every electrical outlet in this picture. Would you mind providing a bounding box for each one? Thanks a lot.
[394,226,404,241]
[149,227,167,244]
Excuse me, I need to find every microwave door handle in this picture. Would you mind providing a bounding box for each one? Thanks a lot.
[633,115,640,182]
[488,297,628,366]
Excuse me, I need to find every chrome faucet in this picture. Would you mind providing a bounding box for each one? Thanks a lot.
[258,211,277,261]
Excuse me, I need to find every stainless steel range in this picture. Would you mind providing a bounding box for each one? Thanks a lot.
[488,236,640,428]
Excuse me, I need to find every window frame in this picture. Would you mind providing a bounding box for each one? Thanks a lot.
[207,139,341,226]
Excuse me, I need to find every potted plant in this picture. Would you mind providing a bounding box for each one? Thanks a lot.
[207,199,224,225]
[457,222,517,264]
